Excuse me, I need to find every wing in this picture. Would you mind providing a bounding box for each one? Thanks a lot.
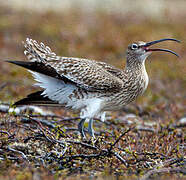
[23,38,124,92]
[46,58,124,92]
[96,61,127,80]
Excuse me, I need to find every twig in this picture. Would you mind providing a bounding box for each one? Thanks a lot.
[7,146,27,160]
[21,117,56,128]
[66,140,98,150]
[154,157,185,169]
[135,152,167,158]
[136,126,155,132]
[140,167,186,180]
[64,153,105,160]
[109,127,134,151]
[113,152,128,167]
[0,130,11,137]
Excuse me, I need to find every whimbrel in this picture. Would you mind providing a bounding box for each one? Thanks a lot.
[7,38,179,138]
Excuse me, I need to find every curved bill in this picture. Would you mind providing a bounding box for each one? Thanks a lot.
[144,38,180,47]
[147,48,179,57]
[143,38,180,57]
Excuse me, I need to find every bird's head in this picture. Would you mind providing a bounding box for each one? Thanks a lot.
[126,38,180,65]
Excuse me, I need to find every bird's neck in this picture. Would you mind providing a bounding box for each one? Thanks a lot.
[124,58,146,74]
[123,57,149,95]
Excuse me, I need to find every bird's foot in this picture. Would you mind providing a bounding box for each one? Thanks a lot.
[88,119,95,139]
[78,118,86,139]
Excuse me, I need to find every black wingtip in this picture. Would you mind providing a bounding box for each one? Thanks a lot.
[6,60,20,64]
[13,91,44,106]
[6,60,30,67]
[13,99,30,106]
[13,91,58,106]
[6,60,42,73]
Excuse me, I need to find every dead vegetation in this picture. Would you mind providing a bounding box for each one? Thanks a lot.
[0,104,185,180]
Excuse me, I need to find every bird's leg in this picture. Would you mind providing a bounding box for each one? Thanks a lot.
[78,118,86,138]
[88,119,95,139]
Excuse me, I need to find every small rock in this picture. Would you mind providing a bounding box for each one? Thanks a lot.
[120,113,139,124]
[8,106,54,115]
[179,117,186,124]
[0,104,9,112]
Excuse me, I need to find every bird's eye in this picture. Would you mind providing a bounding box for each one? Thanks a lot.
[131,43,138,50]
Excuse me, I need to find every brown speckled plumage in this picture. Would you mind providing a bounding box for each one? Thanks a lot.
[8,38,179,138]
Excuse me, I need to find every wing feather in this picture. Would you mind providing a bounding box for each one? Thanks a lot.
[23,38,124,92]
[47,58,124,92]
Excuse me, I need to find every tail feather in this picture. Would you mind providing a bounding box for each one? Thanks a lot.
[14,91,59,106]
[7,60,58,77]
[6,60,70,84]
[23,38,56,62]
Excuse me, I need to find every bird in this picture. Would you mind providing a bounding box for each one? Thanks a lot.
[7,38,180,138]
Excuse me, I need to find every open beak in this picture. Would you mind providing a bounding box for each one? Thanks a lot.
[143,38,180,57]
